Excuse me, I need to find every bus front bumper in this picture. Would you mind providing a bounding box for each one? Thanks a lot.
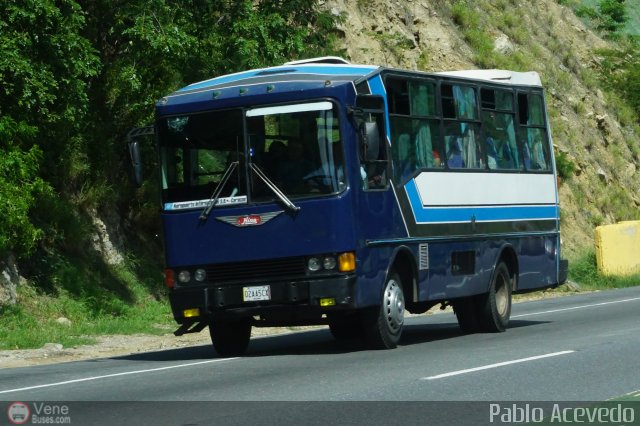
[169,275,357,325]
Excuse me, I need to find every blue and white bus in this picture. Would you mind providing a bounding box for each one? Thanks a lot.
[129,57,568,356]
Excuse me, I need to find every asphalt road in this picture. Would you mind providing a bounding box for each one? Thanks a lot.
[1,286,640,425]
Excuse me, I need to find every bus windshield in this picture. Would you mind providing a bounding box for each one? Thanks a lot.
[157,101,345,209]
[158,109,246,207]
[247,101,345,202]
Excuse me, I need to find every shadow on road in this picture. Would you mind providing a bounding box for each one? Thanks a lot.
[112,317,548,362]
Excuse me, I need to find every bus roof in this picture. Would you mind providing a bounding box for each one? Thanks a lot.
[434,69,542,87]
[176,61,379,94]
[166,58,543,103]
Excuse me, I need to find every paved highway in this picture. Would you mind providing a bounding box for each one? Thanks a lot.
[1,286,639,424]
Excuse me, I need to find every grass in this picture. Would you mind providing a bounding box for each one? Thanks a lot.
[0,243,170,350]
[0,290,170,350]
[569,249,640,290]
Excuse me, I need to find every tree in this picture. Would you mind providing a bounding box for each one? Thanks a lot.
[0,0,99,256]
[576,0,628,37]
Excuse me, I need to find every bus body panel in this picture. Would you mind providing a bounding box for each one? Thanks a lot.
[162,194,357,268]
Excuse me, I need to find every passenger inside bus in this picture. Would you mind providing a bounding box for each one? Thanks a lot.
[447,137,464,169]
[265,140,287,178]
[279,140,312,190]
[486,137,498,170]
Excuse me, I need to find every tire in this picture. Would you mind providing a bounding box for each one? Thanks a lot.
[363,271,405,349]
[476,261,512,332]
[209,318,252,357]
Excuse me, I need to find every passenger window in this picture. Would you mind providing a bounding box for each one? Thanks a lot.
[444,122,483,169]
[481,88,520,171]
[442,84,477,120]
[517,92,550,171]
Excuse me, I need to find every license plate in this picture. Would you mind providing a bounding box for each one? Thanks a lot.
[243,285,271,302]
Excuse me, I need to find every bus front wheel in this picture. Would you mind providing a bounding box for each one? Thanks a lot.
[209,319,251,357]
[364,271,405,349]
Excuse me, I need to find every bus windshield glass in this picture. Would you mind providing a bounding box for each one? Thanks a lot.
[247,101,345,201]
[157,101,344,209]
[158,109,246,207]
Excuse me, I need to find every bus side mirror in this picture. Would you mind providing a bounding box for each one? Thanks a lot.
[128,140,143,187]
[360,121,380,161]
[126,126,154,187]
[353,94,385,162]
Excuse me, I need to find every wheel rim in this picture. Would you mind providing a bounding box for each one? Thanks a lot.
[495,272,509,317]
[384,278,404,333]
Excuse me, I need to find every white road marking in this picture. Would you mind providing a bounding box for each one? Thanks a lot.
[422,350,574,380]
[0,357,238,395]
[512,296,640,318]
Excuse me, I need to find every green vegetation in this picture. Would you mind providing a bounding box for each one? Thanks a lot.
[0,285,169,350]
[369,31,415,64]
[569,250,640,290]
[576,0,639,36]
[576,0,628,35]
[0,0,341,349]
[449,1,532,71]
[555,151,577,180]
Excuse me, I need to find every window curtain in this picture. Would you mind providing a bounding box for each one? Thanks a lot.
[453,86,477,120]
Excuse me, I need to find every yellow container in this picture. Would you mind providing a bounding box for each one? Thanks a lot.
[594,221,640,276]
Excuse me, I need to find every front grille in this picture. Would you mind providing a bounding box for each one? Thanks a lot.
[205,257,307,284]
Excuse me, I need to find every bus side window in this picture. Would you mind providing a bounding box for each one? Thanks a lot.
[363,113,388,189]
[481,88,520,171]
[518,93,550,171]
[356,95,389,190]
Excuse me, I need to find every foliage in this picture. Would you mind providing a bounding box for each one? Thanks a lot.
[448,1,531,70]
[554,151,577,180]
[0,0,341,338]
[0,0,99,256]
[369,31,414,64]
[0,0,340,258]
[0,147,50,256]
[597,38,640,123]
[576,0,628,36]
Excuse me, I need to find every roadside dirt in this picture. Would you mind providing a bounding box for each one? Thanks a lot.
[0,287,580,369]
[0,326,321,369]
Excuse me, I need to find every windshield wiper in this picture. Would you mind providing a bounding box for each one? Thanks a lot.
[250,163,300,213]
[199,161,239,221]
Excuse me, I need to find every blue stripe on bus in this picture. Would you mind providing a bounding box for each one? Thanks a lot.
[404,179,559,223]
[179,65,378,92]
[366,75,392,141]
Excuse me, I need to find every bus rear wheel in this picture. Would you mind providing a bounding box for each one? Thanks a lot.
[209,318,252,357]
[477,261,512,332]
[364,271,405,349]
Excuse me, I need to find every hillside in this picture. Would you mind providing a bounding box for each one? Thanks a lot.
[325,0,640,258]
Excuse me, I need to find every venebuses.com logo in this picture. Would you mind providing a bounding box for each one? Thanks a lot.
[7,402,30,425]
[6,402,71,424]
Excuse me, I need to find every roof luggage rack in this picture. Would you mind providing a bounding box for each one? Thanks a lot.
[284,56,350,65]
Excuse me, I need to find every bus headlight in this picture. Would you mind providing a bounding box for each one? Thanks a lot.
[177,270,191,283]
[323,256,337,270]
[307,257,322,272]
[194,268,206,282]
